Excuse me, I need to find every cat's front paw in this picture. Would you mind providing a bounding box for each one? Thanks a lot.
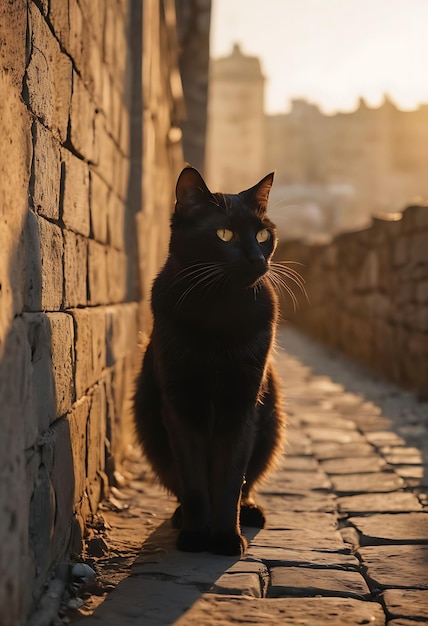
[240,503,265,528]
[210,531,248,557]
[176,529,210,552]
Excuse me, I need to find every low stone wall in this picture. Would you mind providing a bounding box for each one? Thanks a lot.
[276,206,428,398]
[0,1,190,623]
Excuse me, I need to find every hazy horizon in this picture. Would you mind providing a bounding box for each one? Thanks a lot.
[210,0,428,115]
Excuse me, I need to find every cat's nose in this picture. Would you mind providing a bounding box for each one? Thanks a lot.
[248,252,267,269]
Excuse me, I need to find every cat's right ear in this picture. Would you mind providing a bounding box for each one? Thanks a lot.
[175,167,212,213]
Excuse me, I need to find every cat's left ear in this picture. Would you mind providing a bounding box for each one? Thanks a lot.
[175,166,213,213]
[239,172,275,215]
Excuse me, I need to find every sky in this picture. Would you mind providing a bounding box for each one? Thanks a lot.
[210,0,428,115]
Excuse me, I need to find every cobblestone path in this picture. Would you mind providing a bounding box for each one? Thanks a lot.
[74,327,428,625]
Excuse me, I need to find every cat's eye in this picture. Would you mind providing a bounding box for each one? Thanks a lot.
[217,228,233,242]
[256,229,270,243]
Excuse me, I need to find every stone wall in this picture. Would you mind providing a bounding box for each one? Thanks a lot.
[276,206,428,399]
[0,1,190,623]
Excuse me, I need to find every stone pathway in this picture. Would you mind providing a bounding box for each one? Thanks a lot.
[73,327,428,625]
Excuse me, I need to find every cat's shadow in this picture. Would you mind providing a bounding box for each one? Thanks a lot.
[83,521,260,625]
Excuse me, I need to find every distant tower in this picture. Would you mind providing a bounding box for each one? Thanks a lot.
[205,43,266,192]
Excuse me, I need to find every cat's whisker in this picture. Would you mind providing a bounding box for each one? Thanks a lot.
[172,262,222,285]
[270,262,309,302]
[267,270,299,312]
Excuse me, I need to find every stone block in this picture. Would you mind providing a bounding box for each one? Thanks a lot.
[337,492,422,515]
[68,396,90,504]
[87,383,107,484]
[93,116,116,191]
[383,589,428,621]
[50,417,75,560]
[349,513,428,543]
[71,307,106,397]
[63,230,88,308]
[268,567,369,599]
[107,193,126,249]
[28,455,55,598]
[26,3,72,142]
[209,573,262,597]
[70,70,97,162]
[48,0,70,48]
[174,596,385,626]
[62,149,90,236]
[105,304,139,365]
[0,1,28,85]
[38,215,64,311]
[0,317,35,453]
[46,312,75,417]
[358,545,428,589]
[330,472,404,495]
[71,308,92,398]
[23,312,55,437]
[90,307,107,383]
[88,239,108,304]
[106,248,127,303]
[90,171,109,243]
[31,121,61,220]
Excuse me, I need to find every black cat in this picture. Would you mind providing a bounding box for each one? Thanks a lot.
[134,167,286,556]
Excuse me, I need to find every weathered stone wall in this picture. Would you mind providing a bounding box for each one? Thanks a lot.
[0,1,189,623]
[277,206,428,398]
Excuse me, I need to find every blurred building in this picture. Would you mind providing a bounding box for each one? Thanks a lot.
[267,96,428,236]
[205,43,266,192]
[206,45,428,238]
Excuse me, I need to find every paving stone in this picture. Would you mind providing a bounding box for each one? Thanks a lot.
[262,469,331,492]
[321,456,389,475]
[259,490,337,513]
[349,513,428,543]
[313,442,375,460]
[285,429,313,455]
[282,455,319,471]
[259,509,338,533]
[174,596,386,626]
[393,465,426,480]
[208,573,262,597]
[337,492,422,514]
[247,545,358,570]
[249,528,346,552]
[299,412,357,430]
[358,545,428,588]
[268,566,370,599]
[304,427,366,444]
[381,447,424,466]
[383,589,428,620]
[330,472,404,494]
[366,432,406,446]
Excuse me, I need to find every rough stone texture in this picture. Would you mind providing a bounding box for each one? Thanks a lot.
[0,0,206,623]
[268,567,370,598]
[349,513,428,543]
[67,326,428,625]
[358,545,428,589]
[337,492,423,514]
[277,206,428,398]
[383,589,428,621]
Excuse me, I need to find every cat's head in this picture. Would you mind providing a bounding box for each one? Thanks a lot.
[169,167,277,289]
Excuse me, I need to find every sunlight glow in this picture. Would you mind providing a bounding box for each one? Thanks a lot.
[210,0,428,114]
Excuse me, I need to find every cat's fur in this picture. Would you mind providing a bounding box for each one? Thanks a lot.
[134,167,285,556]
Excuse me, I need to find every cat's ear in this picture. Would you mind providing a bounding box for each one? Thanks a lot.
[239,172,275,214]
[175,166,212,212]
